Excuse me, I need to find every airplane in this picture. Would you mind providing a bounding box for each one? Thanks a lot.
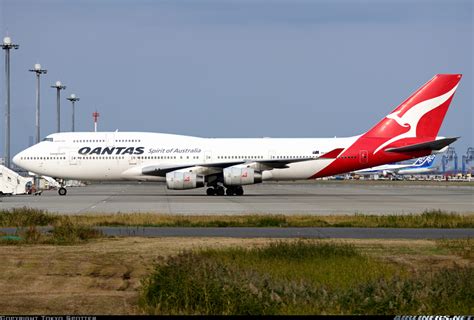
[354,154,437,177]
[13,74,462,196]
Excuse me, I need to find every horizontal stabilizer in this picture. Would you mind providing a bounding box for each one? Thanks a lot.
[385,137,458,153]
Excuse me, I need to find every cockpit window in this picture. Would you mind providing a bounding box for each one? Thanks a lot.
[42,137,53,142]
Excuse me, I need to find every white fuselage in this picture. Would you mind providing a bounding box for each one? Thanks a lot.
[13,132,358,182]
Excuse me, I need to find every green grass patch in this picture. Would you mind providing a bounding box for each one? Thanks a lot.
[329,210,473,228]
[0,208,102,245]
[71,209,472,228]
[0,207,58,227]
[140,240,473,315]
[202,241,396,290]
[1,207,472,228]
[0,223,103,245]
[48,218,104,245]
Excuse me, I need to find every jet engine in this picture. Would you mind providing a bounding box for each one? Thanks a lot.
[223,166,262,186]
[166,171,205,190]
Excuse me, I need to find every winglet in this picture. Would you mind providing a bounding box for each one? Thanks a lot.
[318,148,345,159]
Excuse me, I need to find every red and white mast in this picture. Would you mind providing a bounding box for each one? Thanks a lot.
[92,111,100,132]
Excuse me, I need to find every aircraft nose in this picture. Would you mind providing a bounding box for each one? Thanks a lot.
[12,152,22,167]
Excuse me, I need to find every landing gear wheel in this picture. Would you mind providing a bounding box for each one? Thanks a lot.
[235,186,244,196]
[226,188,235,196]
[206,187,215,196]
[216,186,225,196]
[58,187,67,196]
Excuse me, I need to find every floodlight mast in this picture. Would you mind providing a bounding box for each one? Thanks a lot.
[1,36,19,168]
[67,94,80,132]
[29,63,47,145]
[28,63,47,189]
[51,81,66,132]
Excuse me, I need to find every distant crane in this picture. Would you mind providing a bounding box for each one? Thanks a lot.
[442,146,458,174]
[461,147,473,174]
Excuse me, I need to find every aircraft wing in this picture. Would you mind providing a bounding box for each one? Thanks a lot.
[142,158,315,177]
[142,161,243,176]
[141,148,345,177]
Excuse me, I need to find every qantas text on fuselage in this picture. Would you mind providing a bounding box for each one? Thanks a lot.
[13,74,462,196]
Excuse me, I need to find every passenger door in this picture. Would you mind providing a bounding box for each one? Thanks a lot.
[69,151,78,165]
[204,150,212,163]
[359,150,368,164]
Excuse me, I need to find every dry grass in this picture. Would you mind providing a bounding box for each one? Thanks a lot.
[66,210,474,228]
[2,207,473,228]
[0,237,471,315]
[0,237,274,315]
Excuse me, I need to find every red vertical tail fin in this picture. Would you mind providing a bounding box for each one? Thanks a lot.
[310,74,461,179]
[364,74,461,153]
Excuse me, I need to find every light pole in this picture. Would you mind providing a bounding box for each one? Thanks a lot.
[51,81,66,132]
[1,36,19,168]
[67,94,80,132]
[29,63,47,144]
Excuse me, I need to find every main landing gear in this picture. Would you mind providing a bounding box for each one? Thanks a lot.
[206,185,244,196]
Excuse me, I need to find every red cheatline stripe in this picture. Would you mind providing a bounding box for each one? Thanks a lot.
[318,148,345,159]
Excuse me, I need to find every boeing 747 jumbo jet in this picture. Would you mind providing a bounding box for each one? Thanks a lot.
[13,74,462,196]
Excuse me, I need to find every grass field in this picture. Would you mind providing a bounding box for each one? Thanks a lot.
[1,208,472,314]
[0,237,472,315]
[1,207,473,230]
[140,240,473,315]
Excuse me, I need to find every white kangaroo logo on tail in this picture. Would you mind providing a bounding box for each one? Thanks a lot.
[373,84,458,154]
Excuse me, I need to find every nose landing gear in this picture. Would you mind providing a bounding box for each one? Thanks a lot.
[58,187,67,196]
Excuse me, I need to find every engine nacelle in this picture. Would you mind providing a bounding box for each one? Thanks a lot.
[166,171,205,190]
[223,166,262,186]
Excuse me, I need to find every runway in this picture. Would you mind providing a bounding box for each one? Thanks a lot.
[1,226,472,239]
[0,182,472,215]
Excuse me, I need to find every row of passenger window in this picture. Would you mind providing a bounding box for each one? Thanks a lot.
[217,156,264,160]
[77,156,125,160]
[72,139,142,143]
[215,155,316,160]
[272,155,315,159]
[73,155,201,160]
[138,156,200,160]
[73,139,105,143]
[21,156,66,160]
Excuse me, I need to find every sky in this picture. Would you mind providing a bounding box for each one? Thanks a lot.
[0,0,472,158]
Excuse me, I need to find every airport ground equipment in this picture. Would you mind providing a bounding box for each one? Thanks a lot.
[42,175,61,189]
[0,165,33,195]
[442,146,458,174]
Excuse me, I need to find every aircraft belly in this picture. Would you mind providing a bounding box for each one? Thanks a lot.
[267,160,332,180]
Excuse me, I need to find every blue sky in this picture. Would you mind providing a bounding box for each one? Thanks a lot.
[0,0,472,157]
